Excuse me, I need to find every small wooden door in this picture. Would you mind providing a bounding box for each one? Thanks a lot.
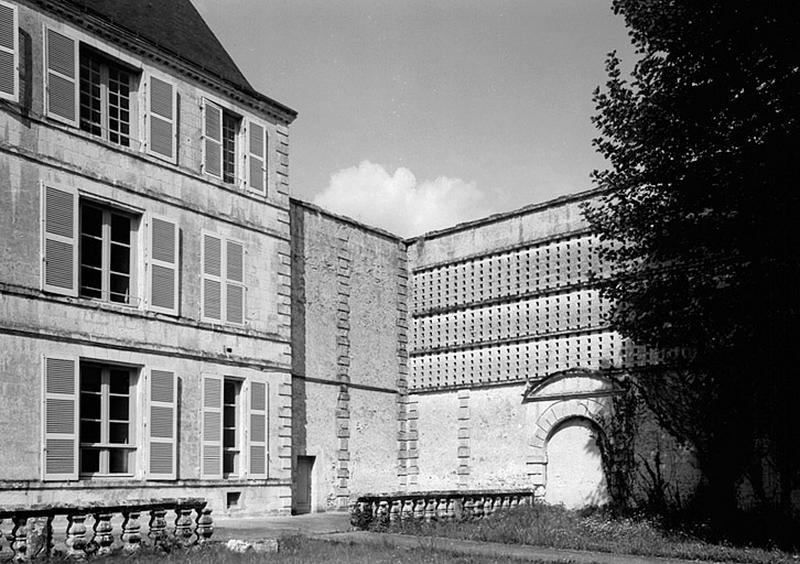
[295,456,314,514]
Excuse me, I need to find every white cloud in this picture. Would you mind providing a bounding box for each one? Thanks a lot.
[312,161,493,238]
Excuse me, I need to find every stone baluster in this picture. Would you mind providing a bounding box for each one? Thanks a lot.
[502,496,511,512]
[65,513,88,559]
[389,500,400,524]
[10,516,29,563]
[424,498,436,522]
[92,513,114,556]
[486,496,496,517]
[413,499,425,520]
[473,497,484,520]
[195,508,214,544]
[510,495,519,510]
[401,499,414,521]
[371,501,379,522]
[446,498,456,521]
[121,509,142,552]
[463,497,474,520]
[174,506,195,547]
[436,498,447,520]
[148,508,168,544]
[376,500,389,525]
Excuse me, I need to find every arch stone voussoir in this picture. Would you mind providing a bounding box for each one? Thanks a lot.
[528,398,610,469]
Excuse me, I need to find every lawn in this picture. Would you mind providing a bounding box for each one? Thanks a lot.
[387,504,797,564]
[41,536,558,564]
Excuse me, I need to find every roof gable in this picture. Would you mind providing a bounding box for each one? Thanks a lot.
[61,0,253,93]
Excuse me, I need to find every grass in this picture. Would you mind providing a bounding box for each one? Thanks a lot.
[40,536,564,564]
[386,504,799,564]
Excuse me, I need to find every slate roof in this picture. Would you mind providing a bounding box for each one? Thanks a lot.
[57,0,255,97]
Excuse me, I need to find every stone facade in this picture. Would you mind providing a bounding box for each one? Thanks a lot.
[0,0,295,515]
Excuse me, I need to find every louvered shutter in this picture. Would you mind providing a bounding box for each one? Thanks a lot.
[149,216,179,314]
[42,356,78,481]
[203,100,222,178]
[248,381,267,478]
[41,184,78,296]
[202,233,222,321]
[148,76,176,161]
[201,375,223,479]
[44,28,78,125]
[148,369,177,480]
[226,240,245,324]
[0,1,18,102]
[246,121,266,193]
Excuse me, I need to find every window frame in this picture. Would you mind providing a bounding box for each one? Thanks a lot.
[222,377,243,479]
[202,97,245,186]
[78,197,140,306]
[78,362,138,479]
[78,45,138,147]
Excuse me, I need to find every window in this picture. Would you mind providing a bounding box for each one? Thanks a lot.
[203,100,242,184]
[201,376,268,479]
[223,379,241,477]
[79,201,137,304]
[42,184,180,314]
[79,48,135,147]
[222,112,240,184]
[79,362,136,476]
[202,233,245,324]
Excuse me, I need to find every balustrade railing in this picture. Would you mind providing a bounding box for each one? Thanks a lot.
[0,497,213,561]
[351,488,536,529]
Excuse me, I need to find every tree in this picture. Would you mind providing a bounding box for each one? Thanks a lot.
[585,0,800,527]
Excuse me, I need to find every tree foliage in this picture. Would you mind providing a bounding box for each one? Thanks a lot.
[586,0,800,522]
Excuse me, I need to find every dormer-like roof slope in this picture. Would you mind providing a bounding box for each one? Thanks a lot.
[63,0,252,91]
[43,0,296,121]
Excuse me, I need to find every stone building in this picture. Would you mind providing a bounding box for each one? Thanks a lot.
[0,0,295,514]
[1,0,695,517]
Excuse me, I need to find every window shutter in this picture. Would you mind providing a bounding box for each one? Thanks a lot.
[202,233,222,322]
[226,240,245,324]
[203,100,222,178]
[149,216,179,314]
[44,27,78,125]
[42,356,78,481]
[0,1,18,102]
[148,369,177,480]
[147,76,176,161]
[248,381,267,478]
[201,374,223,479]
[246,121,266,193]
[41,184,78,296]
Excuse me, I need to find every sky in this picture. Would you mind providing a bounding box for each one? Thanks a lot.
[193,0,635,237]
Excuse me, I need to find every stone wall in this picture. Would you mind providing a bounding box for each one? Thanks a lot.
[290,201,405,512]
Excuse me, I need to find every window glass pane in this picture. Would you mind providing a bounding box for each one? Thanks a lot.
[224,380,236,403]
[109,370,130,394]
[80,448,100,474]
[109,396,130,421]
[109,422,129,444]
[81,365,102,392]
[80,420,101,444]
[223,428,236,448]
[109,274,130,304]
[222,113,238,183]
[80,393,101,420]
[223,452,235,475]
[81,205,103,238]
[110,244,130,274]
[223,405,236,428]
[107,66,131,147]
[109,449,129,474]
[110,214,131,245]
[79,55,102,137]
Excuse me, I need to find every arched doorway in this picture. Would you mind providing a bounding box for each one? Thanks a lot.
[544,417,608,509]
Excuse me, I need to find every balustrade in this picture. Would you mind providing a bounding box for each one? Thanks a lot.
[351,488,536,530]
[0,498,213,561]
